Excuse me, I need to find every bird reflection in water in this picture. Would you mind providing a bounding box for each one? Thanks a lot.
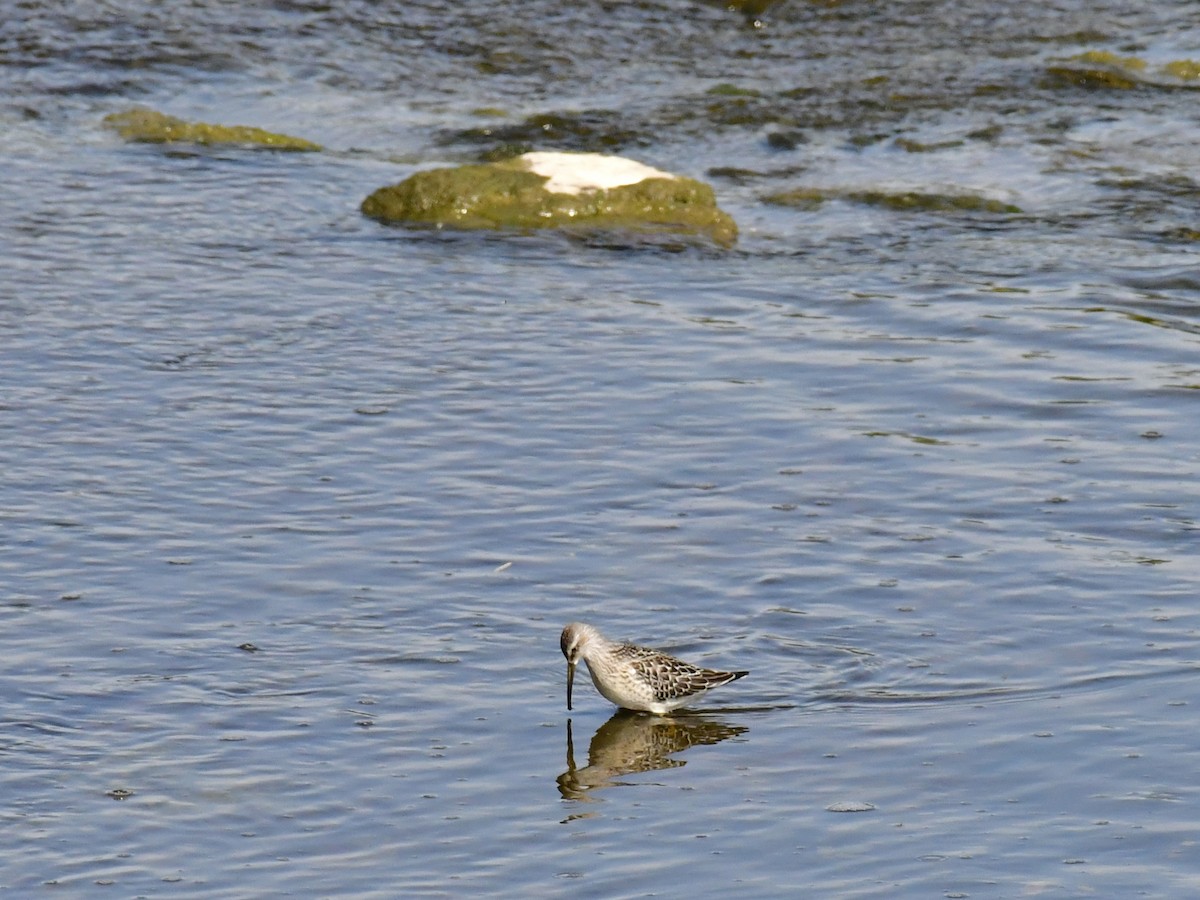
[557,709,748,802]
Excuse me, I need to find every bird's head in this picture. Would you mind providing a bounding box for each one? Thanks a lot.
[560,622,598,710]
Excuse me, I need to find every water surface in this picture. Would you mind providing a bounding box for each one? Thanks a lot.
[3,1,1200,896]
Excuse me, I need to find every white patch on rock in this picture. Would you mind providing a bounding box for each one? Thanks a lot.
[520,151,677,195]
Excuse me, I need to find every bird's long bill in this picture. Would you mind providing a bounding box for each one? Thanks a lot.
[566,660,575,711]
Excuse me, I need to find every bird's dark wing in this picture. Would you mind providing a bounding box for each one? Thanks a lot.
[618,643,746,703]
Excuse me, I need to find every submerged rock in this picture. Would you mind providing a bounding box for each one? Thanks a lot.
[1162,59,1200,80]
[1045,52,1200,91]
[361,151,737,247]
[1044,65,1140,91]
[767,186,1020,215]
[436,110,644,158]
[103,107,321,151]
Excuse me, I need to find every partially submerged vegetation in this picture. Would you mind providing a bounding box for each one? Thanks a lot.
[436,110,643,159]
[766,186,1021,215]
[104,107,321,151]
[1045,51,1200,90]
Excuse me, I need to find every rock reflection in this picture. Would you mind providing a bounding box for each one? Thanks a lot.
[557,710,748,801]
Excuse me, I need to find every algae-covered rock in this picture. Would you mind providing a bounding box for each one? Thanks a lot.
[767,186,1020,215]
[1163,59,1200,80]
[103,107,321,151]
[1045,52,1200,90]
[1044,50,1145,90]
[362,151,737,247]
[1045,65,1141,90]
[1069,50,1148,72]
[436,110,643,157]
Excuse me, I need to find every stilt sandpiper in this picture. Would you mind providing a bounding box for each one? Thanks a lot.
[560,622,748,714]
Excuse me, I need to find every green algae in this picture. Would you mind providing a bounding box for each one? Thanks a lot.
[851,190,1020,214]
[437,110,643,156]
[361,158,737,247]
[1069,50,1147,71]
[767,186,1020,215]
[103,107,321,151]
[764,187,827,211]
[1046,53,1200,90]
[1163,59,1200,80]
[1044,65,1140,90]
[1044,50,1146,90]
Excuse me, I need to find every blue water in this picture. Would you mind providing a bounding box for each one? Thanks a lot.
[4,1,1200,896]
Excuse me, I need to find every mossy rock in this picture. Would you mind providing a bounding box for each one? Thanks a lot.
[1044,65,1141,90]
[764,187,827,211]
[848,189,1020,214]
[1069,50,1147,72]
[1044,52,1200,91]
[436,110,644,155]
[1163,59,1200,80]
[103,107,321,151]
[767,186,1020,215]
[362,152,737,247]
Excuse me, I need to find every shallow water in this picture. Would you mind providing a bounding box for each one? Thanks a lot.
[4,1,1200,896]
